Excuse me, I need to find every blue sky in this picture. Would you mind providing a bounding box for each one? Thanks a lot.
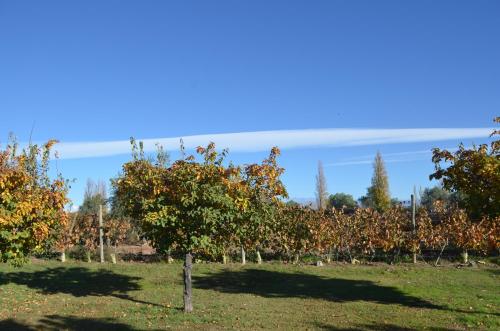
[0,0,498,206]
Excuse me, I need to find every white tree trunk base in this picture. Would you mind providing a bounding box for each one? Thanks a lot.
[462,250,468,264]
[241,246,246,265]
[256,250,262,264]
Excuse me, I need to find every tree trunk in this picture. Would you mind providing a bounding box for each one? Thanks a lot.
[293,253,299,264]
[256,249,262,265]
[86,251,92,263]
[413,252,417,264]
[462,250,468,264]
[60,251,66,263]
[183,253,193,313]
[434,240,448,266]
[241,246,246,265]
[111,245,117,264]
[222,253,228,264]
[326,248,332,263]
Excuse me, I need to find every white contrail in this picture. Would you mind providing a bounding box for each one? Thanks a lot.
[50,128,492,160]
[327,157,428,167]
[325,147,462,167]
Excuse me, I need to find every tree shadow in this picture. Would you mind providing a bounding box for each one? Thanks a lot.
[193,268,442,309]
[313,321,457,331]
[0,267,160,307]
[0,315,157,331]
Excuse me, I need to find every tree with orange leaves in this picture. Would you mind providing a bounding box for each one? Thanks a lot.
[430,117,499,219]
[0,137,69,266]
[113,140,284,312]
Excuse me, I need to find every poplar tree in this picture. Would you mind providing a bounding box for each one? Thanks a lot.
[315,161,328,210]
[366,152,391,212]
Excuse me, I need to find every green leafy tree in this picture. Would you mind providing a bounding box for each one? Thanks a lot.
[115,141,240,312]
[113,140,284,312]
[79,179,107,216]
[328,193,357,211]
[420,186,450,210]
[430,117,499,219]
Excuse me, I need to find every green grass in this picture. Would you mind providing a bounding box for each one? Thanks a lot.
[0,260,498,330]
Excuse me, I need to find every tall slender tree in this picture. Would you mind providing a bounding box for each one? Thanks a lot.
[315,161,328,210]
[366,152,391,212]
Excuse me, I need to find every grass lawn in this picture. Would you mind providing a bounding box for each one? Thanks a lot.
[0,260,498,330]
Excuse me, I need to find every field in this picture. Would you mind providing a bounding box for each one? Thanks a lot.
[0,260,498,330]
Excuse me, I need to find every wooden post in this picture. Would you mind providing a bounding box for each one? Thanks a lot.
[183,253,193,312]
[99,205,104,263]
[411,193,417,264]
[241,246,246,265]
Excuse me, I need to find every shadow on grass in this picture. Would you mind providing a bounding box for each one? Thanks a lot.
[0,267,161,307]
[0,315,156,331]
[313,322,457,331]
[193,268,442,309]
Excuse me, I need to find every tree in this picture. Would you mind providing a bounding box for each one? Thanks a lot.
[273,205,314,263]
[235,148,288,264]
[113,140,284,312]
[357,195,371,208]
[114,141,240,312]
[420,186,450,210]
[430,117,499,219]
[72,180,108,262]
[315,161,328,210]
[365,152,391,212]
[79,179,107,215]
[0,138,69,265]
[328,193,357,211]
[54,207,78,263]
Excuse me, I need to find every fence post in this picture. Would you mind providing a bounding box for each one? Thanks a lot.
[99,205,104,263]
[411,193,417,264]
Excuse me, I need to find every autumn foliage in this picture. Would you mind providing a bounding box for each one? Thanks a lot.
[430,117,500,219]
[112,140,287,259]
[271,202,499,263]
[0,139,68,265]
[2,119,499,268]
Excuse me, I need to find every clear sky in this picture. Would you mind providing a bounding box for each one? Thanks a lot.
[0,0,498,206]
